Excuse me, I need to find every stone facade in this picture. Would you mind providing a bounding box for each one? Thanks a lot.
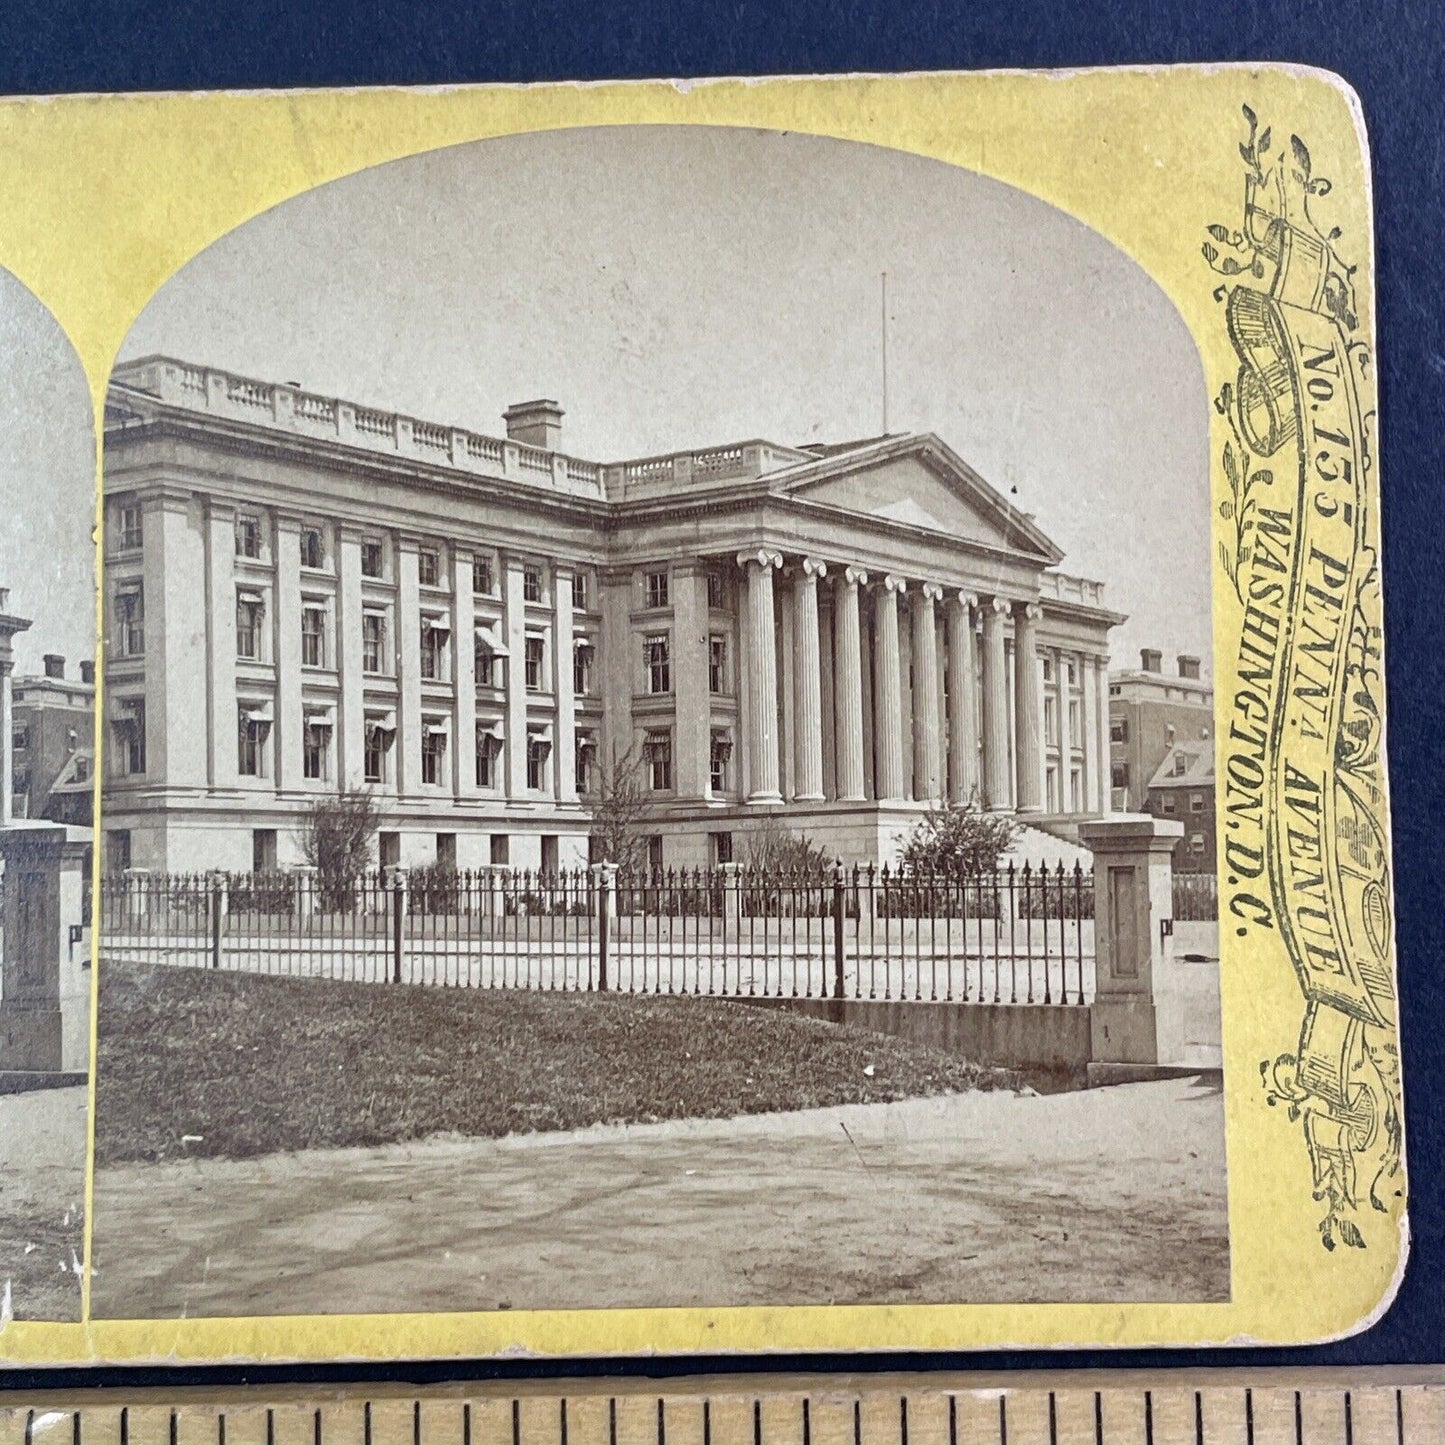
[102,357,1125,873]
[1108,650,1214,813]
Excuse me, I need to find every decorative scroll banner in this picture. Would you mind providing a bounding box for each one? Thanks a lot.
[1207,108,1401,1252]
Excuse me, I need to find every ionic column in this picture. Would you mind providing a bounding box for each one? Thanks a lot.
[832,567,867,801]
[911,583,943,801]
[946,592,979,804]
[739,549,783,803]
[0,662,13,825]
[1013,601,1044,814]
[873,575,907,802]
[792,557,827,802]
[1082,650,1101,814]
[1095,654,1112,813]
[980,596,1011,811]
[1056,647,1073,812]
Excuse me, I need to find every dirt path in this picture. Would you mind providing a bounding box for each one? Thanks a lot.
[0,1086,87,1322]
[90,1077,1228,1318]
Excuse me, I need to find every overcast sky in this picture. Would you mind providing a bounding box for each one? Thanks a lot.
[121,125,1211,670]
[0,270,94,678]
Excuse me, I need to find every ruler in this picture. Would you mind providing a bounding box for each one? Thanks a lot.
[2,1373,1443,1445]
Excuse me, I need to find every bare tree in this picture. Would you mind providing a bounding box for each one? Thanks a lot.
[583,743,653,875]
[296,787,381,907]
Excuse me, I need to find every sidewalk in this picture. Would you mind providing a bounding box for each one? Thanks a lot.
[90,1076,1228,1318]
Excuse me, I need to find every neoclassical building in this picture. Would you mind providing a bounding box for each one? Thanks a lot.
[102,356,1124,873]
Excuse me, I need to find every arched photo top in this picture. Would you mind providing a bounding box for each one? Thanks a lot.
[115,123,1210,674]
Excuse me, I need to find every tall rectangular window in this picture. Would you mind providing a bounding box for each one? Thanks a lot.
[709,730,732,794]
[420,620,445,681]
[644,633,671,694]
[301,605,327,667]
[300,526,325,569]
[115,703,145,776]
[524,635,545,691]
[418,548,440,587]
[523,565,543,603]
[422,726,447,786]
[1069,699,1082,746]
[706,571,725,610]
[360,539,384,578]
[1044,695,1058,746]
[303,722,330,780]
[475,727,498,788]
[474,643,496,688]
[572,571,590,610]
[362,611,386,674]
[235,514,262,559]
[526,734,550,791]
[1110,717,1127,744]
[573,641,592,696]
[472,555,494,595]
[364,720,393,784]
[117,503,143,551]
[115,584,145,657]
[575,735,594,794]
[238,708,268,778]
[644,730,673,791]
[644,570,669,609]
[708,635,726,693]
[236,595,264,660]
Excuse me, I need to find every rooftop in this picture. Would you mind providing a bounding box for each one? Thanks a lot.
[1148,742,1216,790]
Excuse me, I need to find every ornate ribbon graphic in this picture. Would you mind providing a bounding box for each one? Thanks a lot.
[1207,107,1401,1251]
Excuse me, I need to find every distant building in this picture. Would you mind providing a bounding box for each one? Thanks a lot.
[1142,740,1215,872]
[11,654,95,826]
[1108,649,1213,813]
[0,586,33,826]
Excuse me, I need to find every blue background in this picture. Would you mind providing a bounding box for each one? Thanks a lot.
[1,0,1440,1384]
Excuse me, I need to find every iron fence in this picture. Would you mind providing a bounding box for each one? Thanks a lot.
[99,860,1097,1005]
[1172,870,1219,920]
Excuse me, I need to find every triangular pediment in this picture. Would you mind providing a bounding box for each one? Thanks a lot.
[774,437,1062,562]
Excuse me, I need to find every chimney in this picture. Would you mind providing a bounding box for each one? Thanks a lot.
[1177,654,1201,680]
[43,653,64,679]
[1140,648,1162,673]
[79,660,95,686]
[503,399,565,452]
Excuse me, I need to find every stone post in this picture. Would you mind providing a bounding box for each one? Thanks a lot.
[980,596,1011,811]
[1013,601,1044,814]
[0,824,66,1073]
[718,860,742,942]
[833,567,867,802]
[792,558,827,803]
[123,866,151,923]
[873,575,907,802]
[738,550,783,803]
[294,864,318,920]
[911,582,943,801]
[1080,815,1184,1082]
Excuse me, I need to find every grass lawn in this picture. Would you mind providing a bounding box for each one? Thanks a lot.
[96,962,1016,1164]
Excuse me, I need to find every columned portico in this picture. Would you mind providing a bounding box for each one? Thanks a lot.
[1013,600,1044,814]
[739,549,783,804]
[980,596,1011,811]
[873,574,908,803]
[832,567,868,802]
[791,557,827,802]
[911,582,943,802]
[946,591,978,803]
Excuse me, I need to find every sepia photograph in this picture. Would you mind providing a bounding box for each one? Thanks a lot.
[0,265,96,1322]
[86,125,1229,1319]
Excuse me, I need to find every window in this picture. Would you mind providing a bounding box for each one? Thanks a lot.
[1111,763,1130,790]
[114,584,145,657]
[708,635,726,693]
[644,633,671,694]
[362,611,386,674]
[238,706,269,777]
[436,833,457,868]
[113,703,146,776]
[523,565,543,603]
[524,635,545,691]
[644,730,673,791]
[1161,795,1177,814]
[107,830,132,874]
[360,539,384,578]
[422,724,447,786]
[252,829,278,872]
[540,836,559,876]
[1172,752,1190,777]
[117,503,143,551]
[575,734,594,794]
[364,720,392,784]
[472,555,494,596]
[474,643,496,688]
[709,730,732,793]
[301,605,327,667]
[706,571,725,610]
[303,719,330,780]
[1110,717,1127,744]
[573,640,592,696]
[490,834,510,866]
[418,548,440,587]
[1189,833,1206,854]
[1190,792,1205,812]
[712,831,734,865]
[420,618,446,681]
[11,723,27,752]
[1042,656,1054,683]
[236,594,264,659]
[300,526,325,569]
[644,570,669,608]
[526,733,551,791]
[647,835,664,872]
[572,571,590,610]
[235,514,262,559]
[1044,695,1059,746]
[475,726,499,788]
[1069,699,1082,746]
